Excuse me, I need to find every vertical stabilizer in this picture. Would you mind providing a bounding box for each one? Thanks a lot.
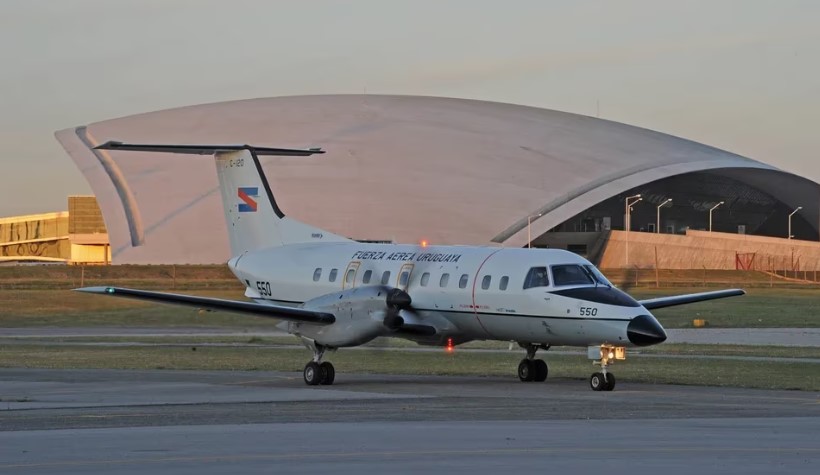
[94,141,352,256]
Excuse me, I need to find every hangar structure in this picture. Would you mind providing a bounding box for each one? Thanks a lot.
[56,95,820,266]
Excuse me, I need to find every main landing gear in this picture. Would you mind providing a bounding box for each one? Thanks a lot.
[588,345,625,391]
[517,343,550,382]
[302,341,336,386]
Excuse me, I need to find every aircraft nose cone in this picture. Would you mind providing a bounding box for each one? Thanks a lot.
[627,314,667,346]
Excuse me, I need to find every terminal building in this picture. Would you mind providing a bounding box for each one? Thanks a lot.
[53,95,820,270]
[0,196,110,264]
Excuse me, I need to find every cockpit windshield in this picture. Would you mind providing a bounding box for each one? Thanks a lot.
[583,265,612,287]
[551,264,595,286]
[523,266,550,289]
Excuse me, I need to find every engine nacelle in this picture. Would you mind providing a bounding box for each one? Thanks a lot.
[286,286,409,347]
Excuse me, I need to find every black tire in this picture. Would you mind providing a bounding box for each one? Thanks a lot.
[589,372,606,391]
[304,362,322,386]
[517,359,534,382]
[603,372,615,391]
[320,362,335,385]
[533,359,548,382]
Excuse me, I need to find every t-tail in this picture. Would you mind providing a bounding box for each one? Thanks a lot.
[94,141,351,255]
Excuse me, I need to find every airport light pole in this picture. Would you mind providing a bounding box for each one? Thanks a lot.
[624,194,642,266]
[656,199,672,234]
[788,206,802,239]
[709,201,724,232]
[527,213,543,249]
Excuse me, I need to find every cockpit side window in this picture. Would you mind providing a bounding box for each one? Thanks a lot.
[551,264,594,286]
[523,267,549,289]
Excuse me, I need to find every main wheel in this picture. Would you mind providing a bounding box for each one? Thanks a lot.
[320,362,335,385]
[304,362,322,386]
[589,372,606,391]
[603,372,615,391]
[532,359,548,382]
[517,359,534,382]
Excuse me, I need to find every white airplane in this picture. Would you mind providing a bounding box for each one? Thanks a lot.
[78,141,745,391]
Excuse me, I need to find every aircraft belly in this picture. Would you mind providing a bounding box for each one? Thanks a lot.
[478,314,629,346]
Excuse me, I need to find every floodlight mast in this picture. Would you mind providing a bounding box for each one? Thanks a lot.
[624,194,642,266]
[656,199,672,234]
[709,201,724,232]
[788,206,802,239]
[527,213,543,249]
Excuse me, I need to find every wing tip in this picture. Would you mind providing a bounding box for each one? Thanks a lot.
[74,286,116,294]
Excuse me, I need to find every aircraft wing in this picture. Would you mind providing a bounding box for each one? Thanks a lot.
[74,287,336,324]
[638,288,746,310]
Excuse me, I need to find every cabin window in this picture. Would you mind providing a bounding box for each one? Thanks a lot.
[420,272,430,287]
[481,275,491,290]
[345,268,355,285]
[439,273,450,287]
[459,274,469,289]
[523,267,549,289]
[329,268,338,283]
[312,268,322,282]
[551,264,594,286]
[362,270,372,284]
[499,276,509,291]
[399,271,410,287]
[381,271,391,285]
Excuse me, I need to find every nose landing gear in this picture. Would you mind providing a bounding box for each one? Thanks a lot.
[588,345,625,391]
[517,343,550,382]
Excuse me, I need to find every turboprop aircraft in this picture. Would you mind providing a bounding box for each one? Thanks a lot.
[77,141,745,391]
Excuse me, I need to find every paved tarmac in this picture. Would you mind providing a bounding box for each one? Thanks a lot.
[0,369,818,474]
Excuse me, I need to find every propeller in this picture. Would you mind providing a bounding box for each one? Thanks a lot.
[383,287,412,329]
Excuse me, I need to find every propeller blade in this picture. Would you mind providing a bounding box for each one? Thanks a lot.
[385,288,412,309]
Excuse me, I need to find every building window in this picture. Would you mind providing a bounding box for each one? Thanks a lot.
[459,274,469,289]
[362,270,372,284]
[523,267,549,289]
[420,272,430,287]
[381,271,391,285]
[499,276,509,291]
[329,268,338,283]
[440,273,450,287]
[313,268,322,282]
[481,275,491,290]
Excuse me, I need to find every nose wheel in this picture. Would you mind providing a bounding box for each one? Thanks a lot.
[590,372,615,391]
[588,345,624,391]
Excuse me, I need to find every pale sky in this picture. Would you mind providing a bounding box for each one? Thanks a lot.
[1,0,818,216]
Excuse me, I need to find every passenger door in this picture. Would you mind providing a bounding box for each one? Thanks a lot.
[397,263,414,291]
[342,261,361,290]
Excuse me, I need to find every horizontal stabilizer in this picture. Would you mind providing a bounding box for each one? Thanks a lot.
[639,288,746,310]
[95,141,324,156]
[75,286,335,324]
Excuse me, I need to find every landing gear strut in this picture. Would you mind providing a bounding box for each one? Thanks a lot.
[517,343,549,382]
[301,340,336,386]
[588,345,624,391]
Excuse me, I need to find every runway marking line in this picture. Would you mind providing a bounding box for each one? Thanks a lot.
[2,446,818,469]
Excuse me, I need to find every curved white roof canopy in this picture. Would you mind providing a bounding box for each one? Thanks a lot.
[56,95,819,264]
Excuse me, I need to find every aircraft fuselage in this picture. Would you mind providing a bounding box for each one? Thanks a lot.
[229,243,662,349]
